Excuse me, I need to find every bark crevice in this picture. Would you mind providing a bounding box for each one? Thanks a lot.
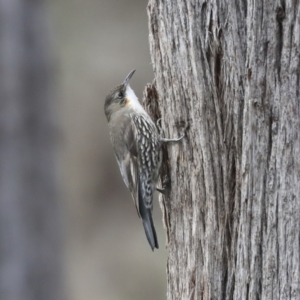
[147,0,300,299]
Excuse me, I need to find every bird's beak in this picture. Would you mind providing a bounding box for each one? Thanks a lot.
[123,69,136,87]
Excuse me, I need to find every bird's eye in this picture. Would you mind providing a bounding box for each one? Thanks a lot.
[117,91,124,99]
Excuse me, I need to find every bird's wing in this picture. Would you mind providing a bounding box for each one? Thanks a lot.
[112,115,141,217]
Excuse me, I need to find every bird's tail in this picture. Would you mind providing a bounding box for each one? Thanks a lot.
[138,192,158,251]
[142,209,159,251]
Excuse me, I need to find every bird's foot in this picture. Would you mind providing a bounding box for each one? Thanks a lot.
[156,118,163,135]
[156,175,171,195]
[161,134,184,143]
[156,187,166,195]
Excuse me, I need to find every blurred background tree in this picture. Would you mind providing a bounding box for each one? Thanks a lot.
[0,0,63,300]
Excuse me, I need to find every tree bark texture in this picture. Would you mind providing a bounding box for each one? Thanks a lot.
[146,0,300,299]
[0,1,63,300]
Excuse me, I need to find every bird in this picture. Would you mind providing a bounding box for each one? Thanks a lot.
[104,70,183,250]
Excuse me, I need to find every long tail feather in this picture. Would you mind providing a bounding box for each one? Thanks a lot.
[141,209,158,251]
[138,190,158,250]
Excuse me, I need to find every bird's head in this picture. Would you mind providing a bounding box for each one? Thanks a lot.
[104,69,138,121]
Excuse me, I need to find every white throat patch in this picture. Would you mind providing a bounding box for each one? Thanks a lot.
[126,85,144,112]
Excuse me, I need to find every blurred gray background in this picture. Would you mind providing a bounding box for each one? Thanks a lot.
[50,0,167,299]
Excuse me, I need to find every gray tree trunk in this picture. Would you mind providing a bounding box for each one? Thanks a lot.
[146,0,300,299]
[0,1,63,300]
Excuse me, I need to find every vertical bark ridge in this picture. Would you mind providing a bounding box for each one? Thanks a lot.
[147,0,300,299]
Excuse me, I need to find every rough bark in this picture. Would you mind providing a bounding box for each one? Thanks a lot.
[0,1,63,300]
[146,0,300,299]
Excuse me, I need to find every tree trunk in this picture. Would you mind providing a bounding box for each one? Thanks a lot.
[146,0,300,299]
[0,1,63,300]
